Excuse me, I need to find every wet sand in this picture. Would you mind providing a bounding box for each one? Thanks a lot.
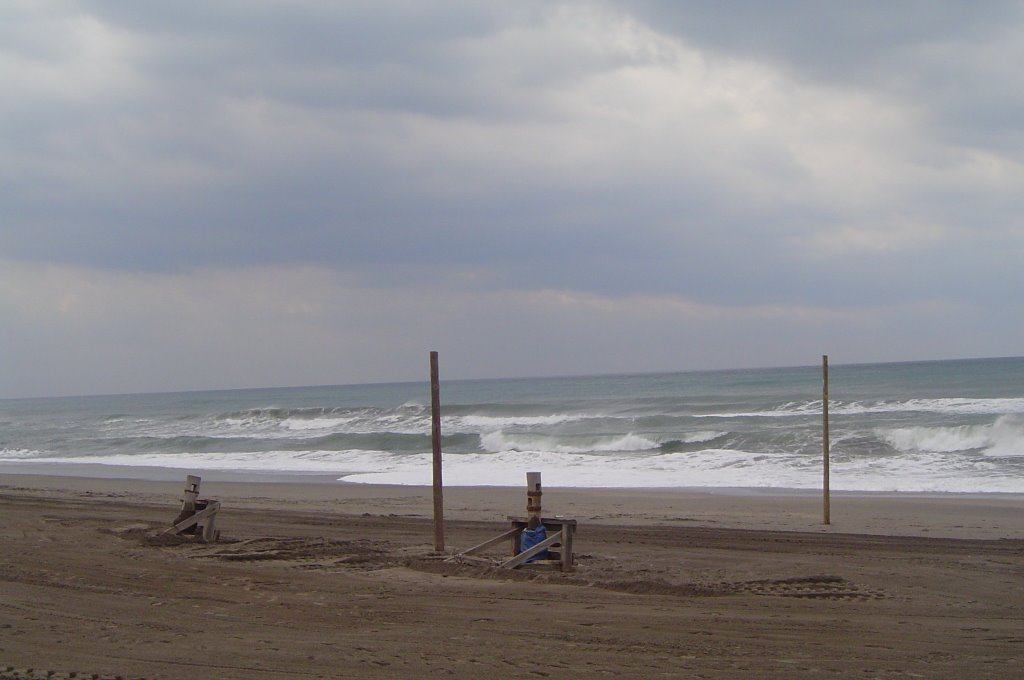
[1,474,1022,679]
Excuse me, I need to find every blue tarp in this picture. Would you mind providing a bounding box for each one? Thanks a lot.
[519,526,549,562]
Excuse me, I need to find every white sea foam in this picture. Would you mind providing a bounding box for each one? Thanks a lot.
[457,414,584,428]
[217,410,428,437]
[340,448,815,488]
[702,397,1024,419]
[883,426,992,453]
[337,447,1024,493]
[0,448,41,459]
[683,431,727,443]
[476,429,726,455]
[983,417,1024,457]
[280,416,358,431]
[887,398,1024,416]
[3,449,389,474]
[479,431,661,454]
[6,444,1023,493]
[833,451,1017,492]
[881,415,1024,457]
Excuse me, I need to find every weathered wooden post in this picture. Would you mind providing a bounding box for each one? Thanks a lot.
[165,474,221,542]
[526,471,542,522]
[823,354,831,525]
[171,475,202,534]
[430,350,445,552]
[182,475,200,515]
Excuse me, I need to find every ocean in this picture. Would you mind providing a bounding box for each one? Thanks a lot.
[1,357,1022,493]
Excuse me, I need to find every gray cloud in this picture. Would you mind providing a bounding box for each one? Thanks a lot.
[1,1,1022,396]
[614,1,1024,150]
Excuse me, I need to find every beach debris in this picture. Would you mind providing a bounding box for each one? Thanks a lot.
[163,474,220,542]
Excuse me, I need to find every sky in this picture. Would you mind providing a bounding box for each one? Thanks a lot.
[2,1,1023,398]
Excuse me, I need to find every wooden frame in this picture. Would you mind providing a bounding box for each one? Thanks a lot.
[450,516,576,572]
[163,475,221,542]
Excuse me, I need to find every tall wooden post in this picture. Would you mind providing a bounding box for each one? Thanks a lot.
[430,351,445,551]
[182,475,201,515]
[526,472,542,521]
[822,354,831,525]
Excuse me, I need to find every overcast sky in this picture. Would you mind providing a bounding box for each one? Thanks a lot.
[2,1,1023,398]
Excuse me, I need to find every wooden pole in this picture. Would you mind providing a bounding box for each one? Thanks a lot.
[822,354,831,525]
[430,351,445,551]
[526,471,542,521]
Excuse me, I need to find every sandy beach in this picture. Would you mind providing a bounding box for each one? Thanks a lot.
[1,473,1022,679]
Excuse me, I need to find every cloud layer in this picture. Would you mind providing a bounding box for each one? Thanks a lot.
[2,1,1022,396]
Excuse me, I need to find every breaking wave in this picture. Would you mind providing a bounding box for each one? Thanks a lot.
[881,415,1024,457]
[3,357,1023,492]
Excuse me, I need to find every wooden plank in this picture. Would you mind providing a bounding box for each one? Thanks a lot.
[447,554,495,566]
[164,501,220,535]
[497,532,563,570]
[169,502,218,533]
[559,523,575,572]
[508,516,577,527]
[202,507,219,542]
[509,519,522,555]
[456,528,521,557]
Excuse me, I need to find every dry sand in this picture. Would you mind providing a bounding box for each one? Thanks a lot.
[1,473,1022,679]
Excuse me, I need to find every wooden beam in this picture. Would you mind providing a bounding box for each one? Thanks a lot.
[164,501,221,535]
[526,471,542,521]
[559,522,575,572]
[497,531,563,570]
[202,506,220,542]
[448,555,495,567]
[454,527,521,558]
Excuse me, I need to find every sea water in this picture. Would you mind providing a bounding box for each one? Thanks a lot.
[1,357,1022,492]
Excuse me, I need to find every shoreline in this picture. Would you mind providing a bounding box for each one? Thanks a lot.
[3,469,1022,540]
[3,461,1022,497]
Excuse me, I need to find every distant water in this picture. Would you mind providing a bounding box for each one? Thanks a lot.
[1,357,1023,492]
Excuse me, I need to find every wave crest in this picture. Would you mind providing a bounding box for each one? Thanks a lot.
[479,431,659,454]
[881,415,1024,456]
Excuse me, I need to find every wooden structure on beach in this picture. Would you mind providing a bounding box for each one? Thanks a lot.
[450,472,577,572]
[164,475,221,542]
[427,357,575,570]
[452,516,577,572]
